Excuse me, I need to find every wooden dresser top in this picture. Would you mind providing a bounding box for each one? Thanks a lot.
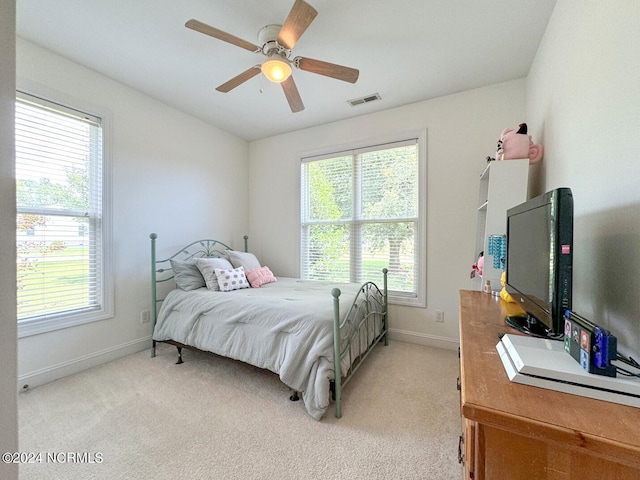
[459,290,640,466]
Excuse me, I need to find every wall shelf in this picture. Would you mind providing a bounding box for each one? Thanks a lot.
[471,159,529,291]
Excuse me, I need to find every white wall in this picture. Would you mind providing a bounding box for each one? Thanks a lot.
[0,2,18,479]
[527,0,640,355]
[248,79,528,347]
[16,39,250,386]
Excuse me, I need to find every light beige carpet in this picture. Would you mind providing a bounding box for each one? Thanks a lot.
[19,341,462,480]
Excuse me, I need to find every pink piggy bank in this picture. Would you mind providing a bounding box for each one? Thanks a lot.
[496,123,543,164]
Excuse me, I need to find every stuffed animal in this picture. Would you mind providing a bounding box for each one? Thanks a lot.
[499,271,515,303]
[496,123,543,164]
[476,254,484,276]
[470,252,484,279]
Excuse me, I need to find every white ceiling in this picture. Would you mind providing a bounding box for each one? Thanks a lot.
[16,0,557,141]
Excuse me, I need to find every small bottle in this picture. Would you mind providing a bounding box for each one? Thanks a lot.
[483,280,491,294]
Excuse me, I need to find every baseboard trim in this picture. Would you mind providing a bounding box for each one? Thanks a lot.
[17,330,458,391]
[389,328,460,351]
[18,336,151,392]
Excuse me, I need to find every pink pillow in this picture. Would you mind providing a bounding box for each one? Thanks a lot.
[245,266,277,288]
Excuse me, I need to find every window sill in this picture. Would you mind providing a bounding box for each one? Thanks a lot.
[18,308,113,338]
[389,292,425,308]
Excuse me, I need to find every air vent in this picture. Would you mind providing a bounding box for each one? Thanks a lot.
[347,93,381,107]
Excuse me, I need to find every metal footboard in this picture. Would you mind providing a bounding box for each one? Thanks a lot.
[332,268,388,418]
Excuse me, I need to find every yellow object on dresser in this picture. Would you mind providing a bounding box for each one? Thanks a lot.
[499,271,515,303]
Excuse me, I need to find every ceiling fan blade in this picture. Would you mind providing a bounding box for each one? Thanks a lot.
[185,19,261,53]
[277,0,318,50]
[295,56,359,84]
[281,76,305,113]
[216,66,261,93]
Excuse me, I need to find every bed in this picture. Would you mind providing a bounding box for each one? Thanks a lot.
[149,233,388,420]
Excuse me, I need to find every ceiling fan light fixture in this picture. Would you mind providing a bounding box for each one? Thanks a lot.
[261,56,292,83]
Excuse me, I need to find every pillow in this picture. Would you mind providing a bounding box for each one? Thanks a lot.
[214,266,250,292]
[225,250,261,271]
[245,266,277,288]
[170,259,206,291]
[194,257,234,291]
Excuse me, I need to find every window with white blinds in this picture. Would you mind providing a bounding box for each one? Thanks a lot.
[301,137,425,305]
[15,92,112,334]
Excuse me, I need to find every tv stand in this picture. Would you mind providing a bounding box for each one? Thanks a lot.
[504,314,550,337]
[458,290,640,479]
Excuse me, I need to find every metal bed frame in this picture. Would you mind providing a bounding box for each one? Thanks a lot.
[150,233,388,418]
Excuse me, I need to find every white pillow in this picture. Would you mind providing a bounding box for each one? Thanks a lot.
[225,250,261,271]
[194,257,234,291]
[214,266,250,292]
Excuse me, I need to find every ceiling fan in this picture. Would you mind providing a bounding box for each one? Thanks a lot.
[185,0,359,113]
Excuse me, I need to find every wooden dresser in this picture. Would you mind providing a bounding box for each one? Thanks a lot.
[458,290,640,479]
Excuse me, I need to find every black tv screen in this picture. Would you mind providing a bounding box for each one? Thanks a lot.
[505,188,573,335]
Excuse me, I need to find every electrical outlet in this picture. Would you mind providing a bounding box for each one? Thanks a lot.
[140,310,151,324]
[435,310,445,323]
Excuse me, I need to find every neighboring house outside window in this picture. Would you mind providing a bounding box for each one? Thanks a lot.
[300,134,426,307]
[15,91,112,337]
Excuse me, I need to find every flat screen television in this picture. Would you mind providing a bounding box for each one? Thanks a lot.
[504,187,573,337]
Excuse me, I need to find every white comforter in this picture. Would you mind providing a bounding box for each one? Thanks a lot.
[152,277,364,420]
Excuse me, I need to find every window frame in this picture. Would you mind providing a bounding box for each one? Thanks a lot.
[16,86,113,338]
[300,131,427,308]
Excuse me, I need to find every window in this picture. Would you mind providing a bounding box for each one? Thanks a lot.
[15,91,112,336]
[301,135,426,306]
